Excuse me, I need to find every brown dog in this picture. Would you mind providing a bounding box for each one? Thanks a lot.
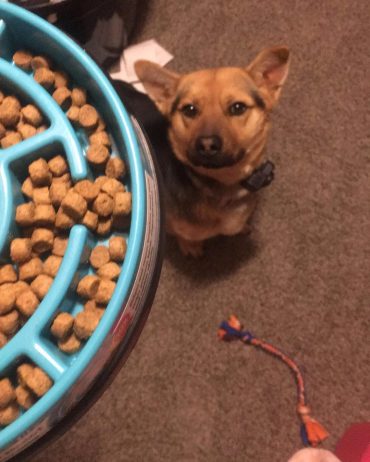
[134,46,290,256]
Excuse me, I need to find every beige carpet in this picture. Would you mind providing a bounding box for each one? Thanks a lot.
[35,1,370,461]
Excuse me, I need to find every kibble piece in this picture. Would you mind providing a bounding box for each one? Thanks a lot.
[94,176,109,188]
[0,403,20,425]
[101,178,125,197]
[15,202,35,226]
[89,130,111,147]
[105,157,126,179]
[48,155,68,177]
[1,131,22,148]
[92,192,114,217]
[31,228,54,253]
[43,255,62,278]
[0,332,7,348]
[34,67,55,89]
[52,87,72,110]
[79,104,98,129]
[37,125,47,134]
[95,279,116,305]
[61,190,87,220]
[13,50,33,70]
[0,264,17,285]
[97,262,121,281]
[19,257,43,281]
[74,179,100,203]
[86,144,110,166]
[15,385,35,410]
[77,274,100,299]
[18,123,37,140]
[15,289,39,317]
[74,310,100,340]
[50,312,74,339]
[52,172,71,186]
[71,87,87,107]
[25,367,52,397]
[109,236,127,262]
[0,378,15,408]
[58,332,81,354]
[54,70,69,88]
[13,281,30,297]
[21,105,43,127]
[0,310,19,335]
[0,96,21,128]
[17,364,34,386]
[81,210,98,231]
[67,105,80,124]
[33,186,51,205]
[96,117,106,132]
[84,300,98,311]
[31,274,53,300]
[0,122,6,138]
[96,217,112,236]
[89,245,110,269]
[49,181,69,207]
[113,192,132,216]
[55,209,75,230]
[34,204,56,226]
[10,238,32,263]
[31,55,51,70]
[28,158,51,187]
[52,235,68,257]
[21,177,34,199]
[0,285,15,315]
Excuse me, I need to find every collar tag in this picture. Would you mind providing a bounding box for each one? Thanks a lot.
[241,161,275,192]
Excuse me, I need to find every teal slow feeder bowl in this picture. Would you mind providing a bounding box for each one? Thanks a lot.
[0,3,163,460]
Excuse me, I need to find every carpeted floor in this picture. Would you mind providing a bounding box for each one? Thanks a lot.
[35,1,370,461]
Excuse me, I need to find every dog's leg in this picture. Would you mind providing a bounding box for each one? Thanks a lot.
[177,237,204,258]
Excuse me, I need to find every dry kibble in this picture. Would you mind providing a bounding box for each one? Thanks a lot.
[86,144,110,166]
[0,332,7,348]
[37,125,47,134]
[21,177,34,199]
[52,87,71,110]
[61,190,87,220]
[15,385,35,410]
[50,312,74,340]
[67,105,80,124]
[96,216,112,236]
[105,157,126,179]
[95,279,116,305]
[18,123,37,140]
[79,104,98,129]
[0,122,6,138]
[81,210,98,231]
[58,332,81,354]
[34,67,55,89]
[0,378,15,408]
[92,192,113,217]
[52,235,68,257]
[13,50,33,70]
[101,178,125,197]
[96,117,106,132]
[31,228,54,253]
[25,367,52,397]
[43,255,62,277]
[21,105,43,127]
[13,281,31,297]
[54,70,69,88]
[74,309,100,339]
[71,87,87,107]
[97,262,121,281]
[55,209,75,230]
[89,245,110,269]
[109,236,127,262]
[52,172,71,186]
[0,403,20,426]
[17,364,34,387]
[31,55,51,70]
[0,310,19,335]
[74,179,100,202]
[1,131,22,148]
[10,238,32,263]
[89,131,111,147]
[94,176,109,188]
[34,204,56,226]
[113,192,132,216]
[15,202,35,226]
[30,274,53,300]
[50,181,69,207]
[0,96,21,128]
[48,155,68,177]
[77,274,100,299]
[0,286,15,315]
[28,158,51,186]
[15,289,39,317]
[19,257,43,281]
[0,264,17,284]
[33,186,51,204]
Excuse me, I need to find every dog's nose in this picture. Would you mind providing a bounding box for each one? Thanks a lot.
[195,136,222,156]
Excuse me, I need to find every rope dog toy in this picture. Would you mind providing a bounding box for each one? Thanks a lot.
[218,315,329,447]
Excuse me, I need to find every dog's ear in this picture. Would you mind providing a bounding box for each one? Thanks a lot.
[247,46,290,106]
[134,60,180,114]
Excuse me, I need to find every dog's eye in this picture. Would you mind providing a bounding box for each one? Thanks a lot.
[229,102,248,116]
[180,104,199,118]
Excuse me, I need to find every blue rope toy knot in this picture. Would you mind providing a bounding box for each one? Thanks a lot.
[219,320,254,343]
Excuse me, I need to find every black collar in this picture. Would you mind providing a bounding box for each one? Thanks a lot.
[240,161,275,192]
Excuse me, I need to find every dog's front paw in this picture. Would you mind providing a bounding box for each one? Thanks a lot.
[177,238,204,258]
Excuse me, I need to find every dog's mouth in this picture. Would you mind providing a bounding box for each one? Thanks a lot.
[187,149,245,169]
